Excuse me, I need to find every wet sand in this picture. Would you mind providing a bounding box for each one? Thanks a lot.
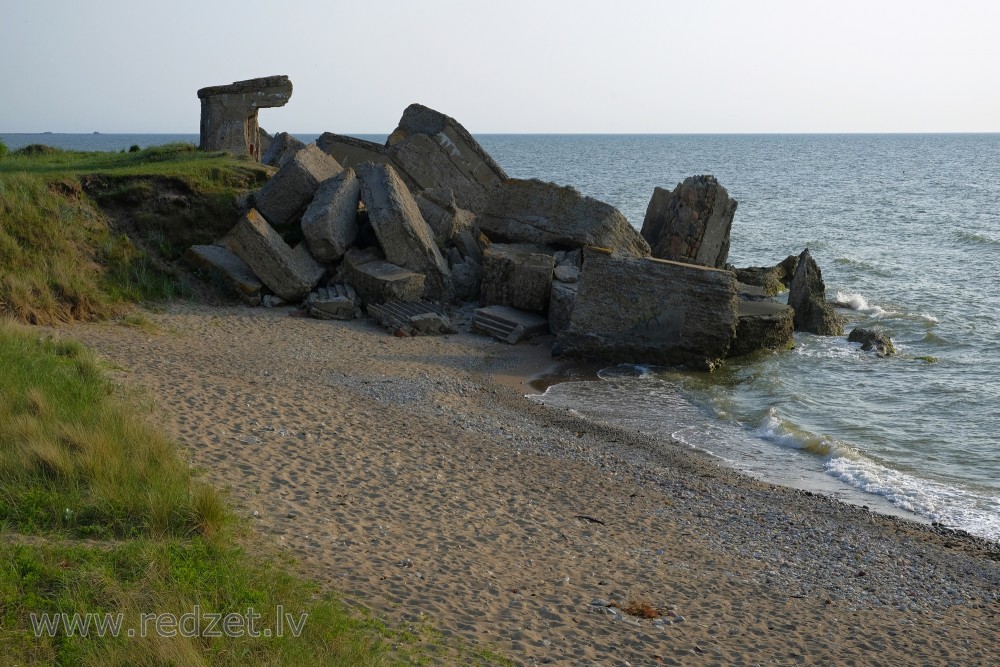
[62,304,1000,665]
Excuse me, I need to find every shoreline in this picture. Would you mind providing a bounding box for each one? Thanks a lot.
[59,304,1000,665]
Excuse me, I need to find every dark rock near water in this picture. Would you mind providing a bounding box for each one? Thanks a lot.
[729,301,795,358]
[734,254,799,296]
[558,250,739,370]
[787,248,844,335]
[641,175,737,269]
[548,281,578,335]
[848,328,896,356]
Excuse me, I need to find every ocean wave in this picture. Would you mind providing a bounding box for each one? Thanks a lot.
[754,407,846,457]
[833,290,891,316]
[833,257,894,277]
[597,364,655,381]
[955,230,1000,246]
[826,457,1000,541]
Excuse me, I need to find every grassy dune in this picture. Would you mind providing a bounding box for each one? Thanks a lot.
[0,143,267,324]
[0,143,510,665]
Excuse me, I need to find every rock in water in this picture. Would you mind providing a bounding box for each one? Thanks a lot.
[479,179,650,256]
[558,250,738,370]
[729,302,795,357]
[356,162,452,301]
[254,144,343,227]
[734,255,799,296]
[641,175,737,268]
[300,168,360,263]
[848,328,896,356]
[787,248,844,335]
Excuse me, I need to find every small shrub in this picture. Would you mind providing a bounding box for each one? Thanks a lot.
[13,144,57,157]
[128,144,140,153]
[0,139,8,160]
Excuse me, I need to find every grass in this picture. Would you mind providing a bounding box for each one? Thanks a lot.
[0,143,270,324]
[0,321,511,665]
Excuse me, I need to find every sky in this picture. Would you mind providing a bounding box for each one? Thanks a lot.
[2,0,998,134]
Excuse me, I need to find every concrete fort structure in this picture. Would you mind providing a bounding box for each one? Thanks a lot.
[197,75,293,161]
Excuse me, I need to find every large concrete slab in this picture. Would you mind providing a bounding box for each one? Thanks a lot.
[219,209,324,302]
[185,244,263,306]
[254,144,343,227]
[384,103,507,212]
[479,179,650,256]
[300,168,360,263]
[356,162,452,301]
[558,250,738,370]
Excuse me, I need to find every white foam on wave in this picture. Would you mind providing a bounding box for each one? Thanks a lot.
[834,290,890,316]
[826,456,1000,541]
[754,407,845,457]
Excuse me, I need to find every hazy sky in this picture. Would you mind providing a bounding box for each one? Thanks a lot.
[2,0,998,134]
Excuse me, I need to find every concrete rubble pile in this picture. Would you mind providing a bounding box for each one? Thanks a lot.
[189,75,848,363]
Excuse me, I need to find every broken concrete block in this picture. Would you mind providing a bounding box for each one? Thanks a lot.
[480,243,555,313]
[185,244,263,306]
[384,103,507,212]
[261,131,305,168]
[356,162,452,301]
[728,301,795,358]
[342,249,425,304]
[414,187,477,241]
[558,250,738,370]
[300,168,360,263]
[472,305,549,345]
[641,175,737,269]
[549,281,578,335]
[479,179,650,256]
[306,284,360,320]
[316,132,401,173]
[197,75,292,161]
[366,300,452,336]
[220,209,324,302]
[254,144,343,227]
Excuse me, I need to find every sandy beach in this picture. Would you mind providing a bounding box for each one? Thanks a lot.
[61,304,999,666]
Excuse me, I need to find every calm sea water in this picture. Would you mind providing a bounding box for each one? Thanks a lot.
[7,131,999,541]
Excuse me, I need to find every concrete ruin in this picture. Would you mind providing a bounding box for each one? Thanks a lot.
[198,75,293,161]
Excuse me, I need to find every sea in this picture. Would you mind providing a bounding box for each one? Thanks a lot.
[5,131,999,543]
